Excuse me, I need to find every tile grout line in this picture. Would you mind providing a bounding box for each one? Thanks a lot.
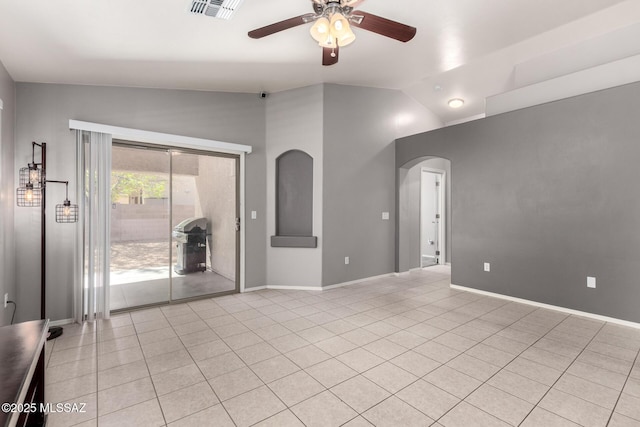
[337,291,523,424]
[513,318,608,427]
[361,299,529,424]
[274,280,496,422]
[50,271,640,427]
[436,305,598,423]
[237,275,459,425]
[70,290,556,424]
[605,347,640,426]
[95,313,167,422]
[164,297,325,426]
[98,309,216,424]
[228,289,382,427]
[427,304,555,425]
[299,275,462,426]
[51,280,424,421]
[137,309,171,427]
[159,303,242,427]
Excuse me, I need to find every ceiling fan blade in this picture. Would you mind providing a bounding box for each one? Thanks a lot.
[323,46,339,66]
[248,14,316,39]
[350,11,416,42]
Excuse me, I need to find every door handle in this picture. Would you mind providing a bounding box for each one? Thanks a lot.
[235,218,240,232]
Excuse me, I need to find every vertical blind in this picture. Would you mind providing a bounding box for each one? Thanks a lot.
[75,130,112,322]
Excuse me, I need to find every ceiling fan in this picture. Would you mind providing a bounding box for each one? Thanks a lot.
[248,0,417,66]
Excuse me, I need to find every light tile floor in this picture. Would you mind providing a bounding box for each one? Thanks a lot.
[110,269,235,311]
[44,266,640,426]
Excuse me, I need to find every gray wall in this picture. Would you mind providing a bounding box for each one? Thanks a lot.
[0,60,15,326]
[399,157,451,271]
[322,84,442,286]
[15,83,266,322]
[265,85,324,288]
[397,81,640,323]
[265,83,441,288]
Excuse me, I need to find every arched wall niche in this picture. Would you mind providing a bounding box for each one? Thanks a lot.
[271,149,318,248]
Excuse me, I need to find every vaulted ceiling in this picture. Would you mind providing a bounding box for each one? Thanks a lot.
[0,0,638,123]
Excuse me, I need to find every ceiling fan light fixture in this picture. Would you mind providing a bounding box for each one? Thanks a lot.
[248,0,417,66]
[310,17,331,43]
[330,12,350,37]
[336,26,356,47]
[318,34,336,48]
[313,11,354,47]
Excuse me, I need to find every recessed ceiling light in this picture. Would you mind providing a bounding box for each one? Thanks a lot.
[448,98,465,109]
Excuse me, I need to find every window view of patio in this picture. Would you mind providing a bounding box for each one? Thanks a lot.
[109,144,237,311]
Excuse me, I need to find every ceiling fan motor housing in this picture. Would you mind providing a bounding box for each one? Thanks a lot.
[313,0,354,16]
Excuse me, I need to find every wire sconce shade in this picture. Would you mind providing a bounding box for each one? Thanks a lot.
[19,166,43,188]
[17,184,43,207]
[56,201,79,223]
[16,142,78,223]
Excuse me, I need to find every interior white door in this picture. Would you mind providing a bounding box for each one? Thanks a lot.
[420,170,442,267]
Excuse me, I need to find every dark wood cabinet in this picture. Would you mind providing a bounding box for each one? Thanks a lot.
[0,320,48,427]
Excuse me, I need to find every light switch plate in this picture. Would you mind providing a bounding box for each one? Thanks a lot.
[587,276,596,289]
[484,263,490,272]
[251,211,257,220]
[345,257,350,265]
[382,212,390,220]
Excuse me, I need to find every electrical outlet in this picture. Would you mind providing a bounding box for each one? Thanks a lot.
[382,212,390,220]
[484,263,491,272]
[3,293,8,308]
[587,276,596,289]
[345,257,350,265]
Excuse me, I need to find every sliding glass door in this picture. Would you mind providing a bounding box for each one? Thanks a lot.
[109,145,171,310]
[109,142,239,312]
[170,151,238,300]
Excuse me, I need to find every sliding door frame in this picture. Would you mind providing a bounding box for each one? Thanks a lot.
[71,120,251,323]
[167,144,242,302]
[110,140,242,312]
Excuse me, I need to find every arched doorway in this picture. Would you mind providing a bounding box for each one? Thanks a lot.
[398,156,452,272]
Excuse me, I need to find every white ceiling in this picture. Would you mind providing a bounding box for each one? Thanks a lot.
[0,0,638,122]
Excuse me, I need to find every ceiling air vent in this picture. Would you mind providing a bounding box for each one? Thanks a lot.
[189,0,244,20]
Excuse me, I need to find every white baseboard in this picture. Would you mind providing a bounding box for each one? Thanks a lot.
[267,285,324,291]
[450,284,640,330]
[50,318,76,327]
[323,273,396,290]
[242,286,267,293]
[242,285,321,292]
[242,273,396,293]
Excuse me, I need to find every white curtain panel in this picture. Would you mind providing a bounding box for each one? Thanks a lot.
[75,130,112,322]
